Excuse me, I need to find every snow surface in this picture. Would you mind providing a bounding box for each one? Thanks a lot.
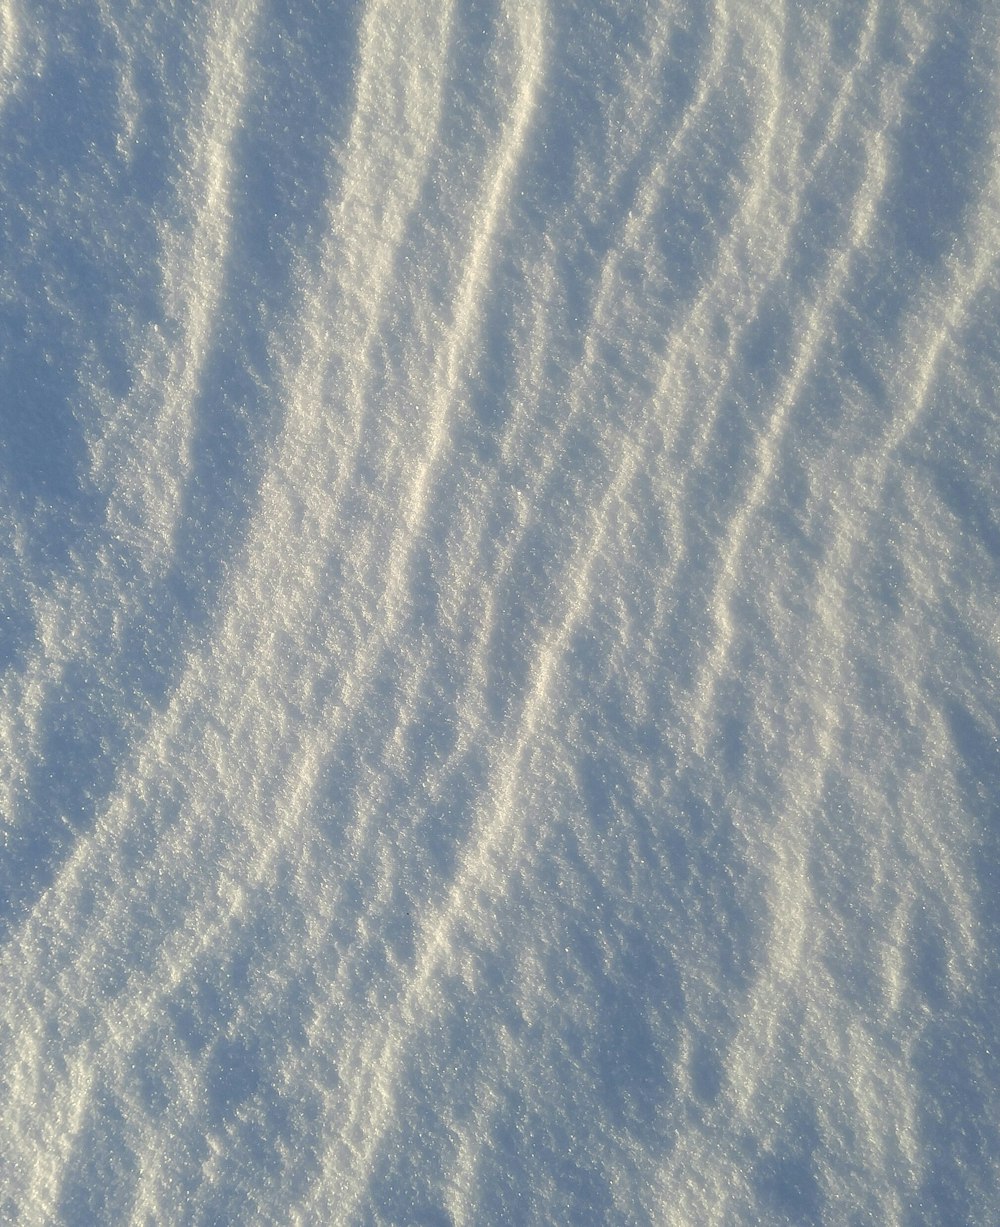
[1,0,998,1222]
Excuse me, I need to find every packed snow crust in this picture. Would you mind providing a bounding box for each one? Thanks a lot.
[1,0,998,1223]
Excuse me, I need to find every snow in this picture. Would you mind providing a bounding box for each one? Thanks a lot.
[1,0,998,1222]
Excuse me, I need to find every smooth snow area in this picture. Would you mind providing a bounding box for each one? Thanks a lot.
[1,0,998,1223]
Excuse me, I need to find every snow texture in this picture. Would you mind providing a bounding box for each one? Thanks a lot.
[1,0,998,1223]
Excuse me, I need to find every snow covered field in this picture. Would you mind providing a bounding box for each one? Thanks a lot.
[1,0,997,1222]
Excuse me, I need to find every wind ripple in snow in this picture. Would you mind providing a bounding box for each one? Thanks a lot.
[0,0,998,1223]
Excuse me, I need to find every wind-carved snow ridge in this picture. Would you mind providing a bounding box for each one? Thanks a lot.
[0,2,22,108]
[1,0,998,1223]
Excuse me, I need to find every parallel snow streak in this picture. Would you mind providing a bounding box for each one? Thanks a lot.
[0,0,259,874]
[1,0,998,1223]
[95,0,261,562]
[0,1,22,107]
[0,2,262,1221]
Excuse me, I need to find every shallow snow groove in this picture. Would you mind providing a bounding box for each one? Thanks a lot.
[1,0,998,1223]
